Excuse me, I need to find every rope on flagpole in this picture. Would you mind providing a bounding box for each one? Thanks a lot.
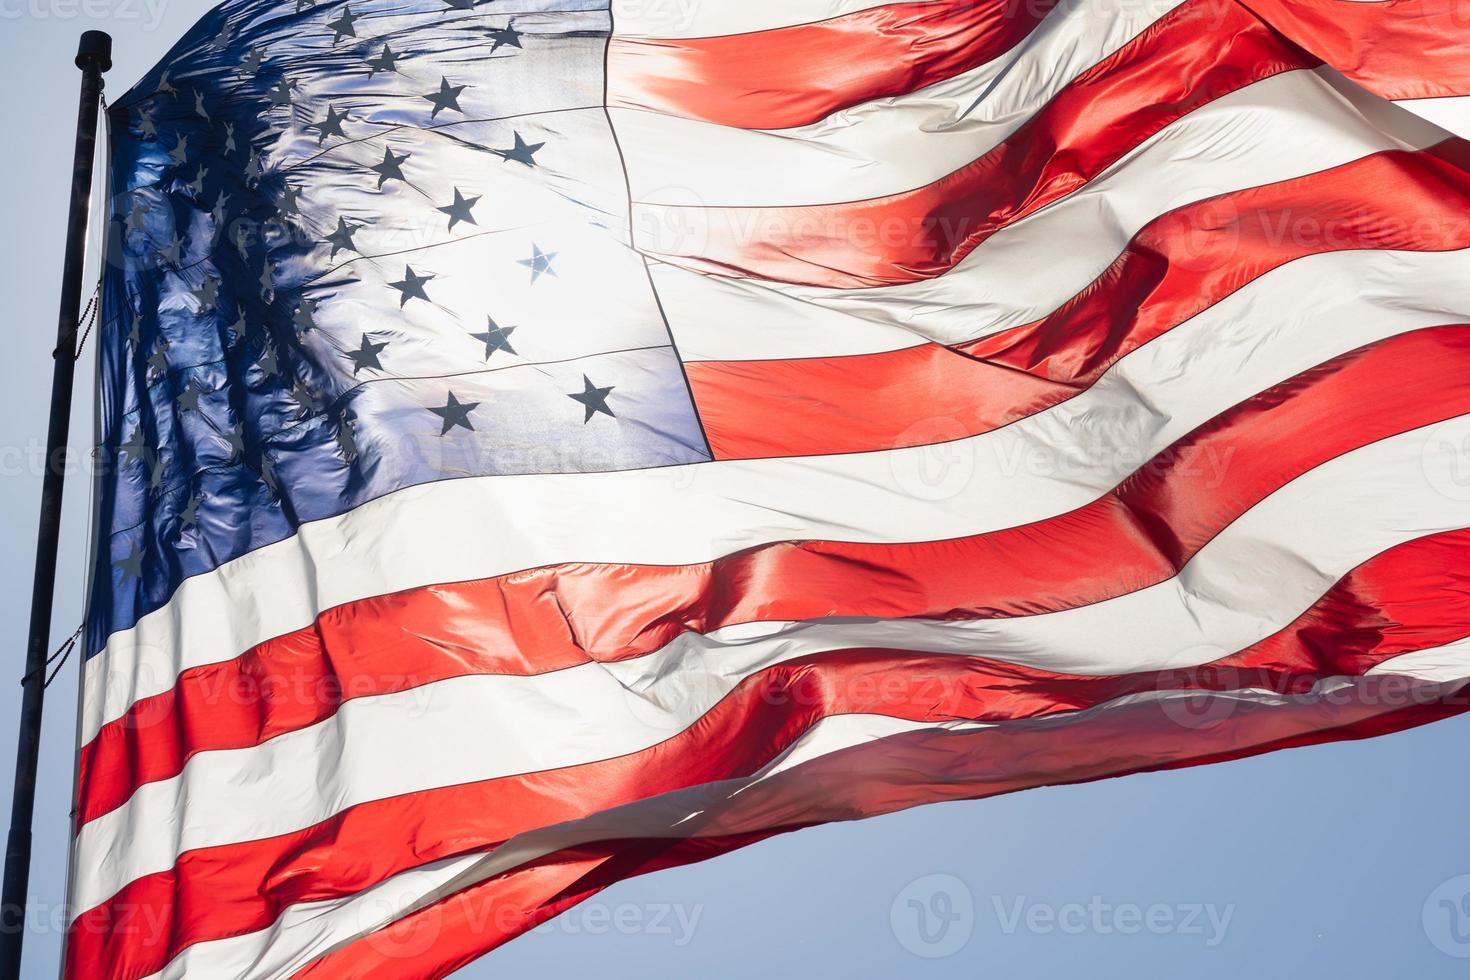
[72,281,101,360]
[18,626,82,690]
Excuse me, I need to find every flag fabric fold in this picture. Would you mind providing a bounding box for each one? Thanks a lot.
[71,0,1470,976]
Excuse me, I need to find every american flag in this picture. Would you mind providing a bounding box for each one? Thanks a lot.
[70,0,1470,975]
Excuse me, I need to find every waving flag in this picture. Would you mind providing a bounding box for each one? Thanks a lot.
[71,0,1470,975]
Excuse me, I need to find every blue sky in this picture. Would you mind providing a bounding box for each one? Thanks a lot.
[2,5,1468,978]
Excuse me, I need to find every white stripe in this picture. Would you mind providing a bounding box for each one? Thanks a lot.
[82,243,1470,745]
[74,420,1470,914]
[143,643,1470,978]
[1395,96,1470,139]
[608,0,921,39]
[1368,643,1470,683]
[649,259,924,362]
[650,67,1447,361]
[614,0,1184,206]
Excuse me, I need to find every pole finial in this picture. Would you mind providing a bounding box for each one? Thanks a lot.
[76,30,112,73]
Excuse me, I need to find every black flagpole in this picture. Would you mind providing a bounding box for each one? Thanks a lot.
[0,30,111,980]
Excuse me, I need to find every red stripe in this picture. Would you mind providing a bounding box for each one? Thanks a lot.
[690,341,1060,460]
[631,0,1313,287]
[289,674,1470,979]
[686,143,1470,459]
[1245,0,1470,101]
[66,526,1470,980]
[77,324,1470,828]
[605,0,1061,131]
